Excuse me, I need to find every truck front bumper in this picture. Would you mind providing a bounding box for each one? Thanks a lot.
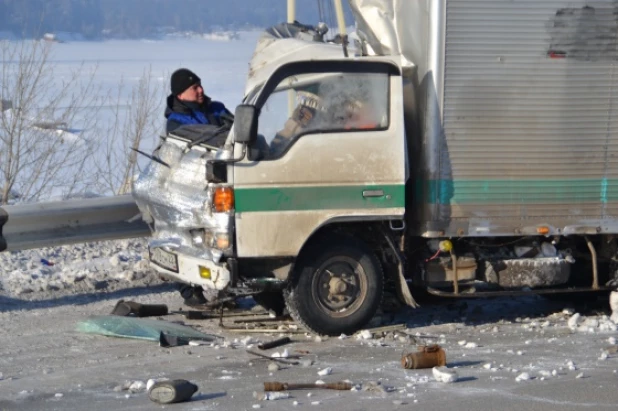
[149,246,232,290]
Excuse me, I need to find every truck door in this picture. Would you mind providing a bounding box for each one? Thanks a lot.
[234,61,406,257]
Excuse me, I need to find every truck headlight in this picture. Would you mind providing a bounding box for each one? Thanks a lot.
[215,233,230,250]
[190,229,204,246]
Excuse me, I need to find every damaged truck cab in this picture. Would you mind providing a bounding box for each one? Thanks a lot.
[134,0,618,336]
[134,29,408,335]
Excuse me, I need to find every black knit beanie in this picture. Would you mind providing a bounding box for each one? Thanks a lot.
[171,68,201,96]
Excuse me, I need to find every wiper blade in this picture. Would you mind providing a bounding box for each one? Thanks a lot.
[131,148,170,168]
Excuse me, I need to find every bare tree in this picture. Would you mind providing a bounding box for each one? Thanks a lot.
[94,67,164,195]
[0,39,102,204]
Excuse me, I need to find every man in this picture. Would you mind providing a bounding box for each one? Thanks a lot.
[165,68,233,133]
[165,68,232,307]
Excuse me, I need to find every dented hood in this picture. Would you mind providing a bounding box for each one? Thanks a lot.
[244,33,346,98]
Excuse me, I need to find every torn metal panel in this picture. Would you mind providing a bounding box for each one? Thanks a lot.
[132,140,233,264]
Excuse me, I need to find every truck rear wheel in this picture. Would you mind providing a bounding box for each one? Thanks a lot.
[284,235,383,336]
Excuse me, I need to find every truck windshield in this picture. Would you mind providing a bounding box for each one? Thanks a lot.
[255,71,389,159]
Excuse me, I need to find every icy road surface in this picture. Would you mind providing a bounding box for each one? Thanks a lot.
[1,240,618,410]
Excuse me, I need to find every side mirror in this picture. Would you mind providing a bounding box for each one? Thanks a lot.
[233,104,258,144]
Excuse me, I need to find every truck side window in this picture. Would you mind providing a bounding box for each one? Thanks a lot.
[256,72,389,159]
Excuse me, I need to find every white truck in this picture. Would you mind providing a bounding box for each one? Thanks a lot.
[133,0,618,335]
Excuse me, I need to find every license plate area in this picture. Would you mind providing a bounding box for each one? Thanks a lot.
[149,247,179,273]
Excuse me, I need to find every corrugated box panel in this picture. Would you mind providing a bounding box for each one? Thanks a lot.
[442,0,618,221]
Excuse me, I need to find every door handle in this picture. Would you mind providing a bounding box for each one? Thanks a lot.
[362,189,384,198]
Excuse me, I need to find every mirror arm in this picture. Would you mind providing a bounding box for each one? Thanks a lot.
[205,144,247,167]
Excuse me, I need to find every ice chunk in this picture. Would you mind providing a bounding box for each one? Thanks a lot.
[317,367,332,376]
[515,372,531,382]
[357,330,373,340]
[432,367,458,383]
[567,313,581,329]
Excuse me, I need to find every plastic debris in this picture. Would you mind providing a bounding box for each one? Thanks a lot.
[76,315,219,344]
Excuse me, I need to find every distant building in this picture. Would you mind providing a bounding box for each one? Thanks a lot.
[43,33,59,42]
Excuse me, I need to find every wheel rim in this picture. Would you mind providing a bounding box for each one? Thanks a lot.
[311,256,368,318]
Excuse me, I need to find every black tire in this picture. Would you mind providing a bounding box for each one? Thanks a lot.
[252,291,286,316]
[284,235,383,336]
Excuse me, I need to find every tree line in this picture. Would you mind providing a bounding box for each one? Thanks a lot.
[0,0,350,39]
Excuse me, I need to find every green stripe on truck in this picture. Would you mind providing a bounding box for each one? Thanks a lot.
[235,185,406,212]
[421,178,616,204]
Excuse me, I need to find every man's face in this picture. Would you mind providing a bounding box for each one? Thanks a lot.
[178,83,204,104]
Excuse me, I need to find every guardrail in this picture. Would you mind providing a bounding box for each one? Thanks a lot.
[0,195,150,252]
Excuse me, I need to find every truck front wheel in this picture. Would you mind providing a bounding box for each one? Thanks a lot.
[284,236,383,336]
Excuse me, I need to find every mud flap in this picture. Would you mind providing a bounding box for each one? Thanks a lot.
[383,229,419,308]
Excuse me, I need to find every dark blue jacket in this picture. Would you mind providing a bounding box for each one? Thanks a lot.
[165,94,232,133]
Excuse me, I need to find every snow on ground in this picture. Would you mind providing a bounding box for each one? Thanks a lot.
[0,238,161,301]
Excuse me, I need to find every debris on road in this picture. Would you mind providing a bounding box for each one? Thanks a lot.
[148,379,198,404]
[258,337,292,350]
[110,300,168,317]
[432,366,459,383]
[401,345,446,369]
[317,367,332,376]
[76,315,220,344]
[264,381,353,391]
[254,391,291,400]
[361,380,395,393]
[246,349,300,365]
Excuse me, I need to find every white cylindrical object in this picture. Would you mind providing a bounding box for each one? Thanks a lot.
[333,0,347,36]
[287,0,296,23]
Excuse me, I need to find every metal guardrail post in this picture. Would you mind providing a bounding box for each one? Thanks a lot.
[0,195,150,252]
